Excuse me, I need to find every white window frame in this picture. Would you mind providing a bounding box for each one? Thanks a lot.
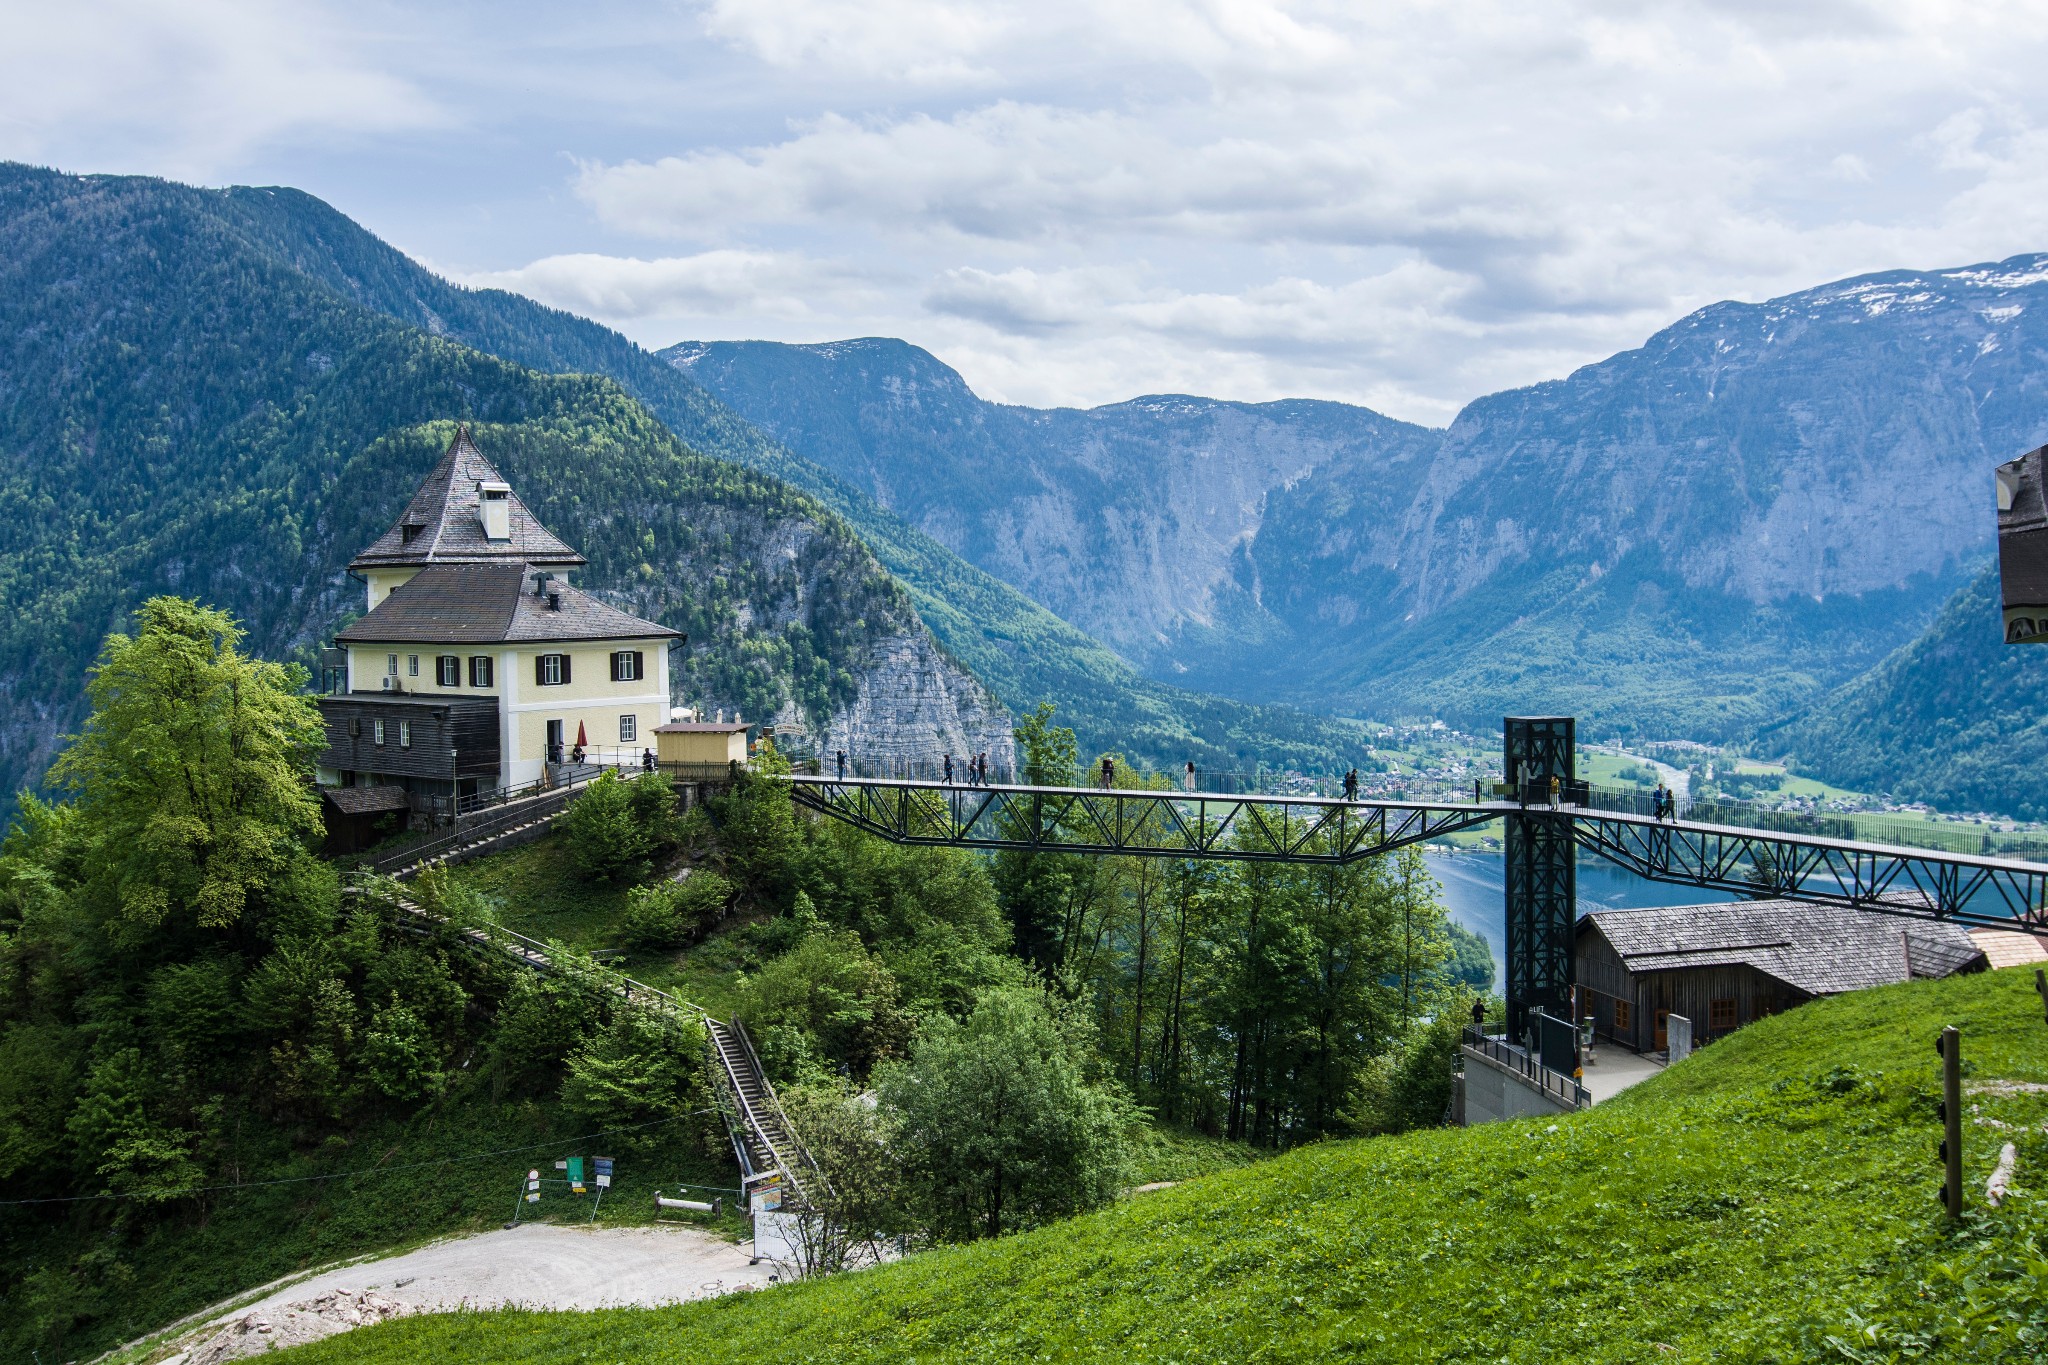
[373,719,386,745]
[619,714,637,743]
[386,653,399,676]
[408,654,420,677]
[437,655,460,687]
[539,653,566,686]
[470,655,494,688]
[612,650,640,682]
[399,720,412,749]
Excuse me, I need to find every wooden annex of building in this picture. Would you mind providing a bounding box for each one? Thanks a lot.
[1575,900,1988,1053]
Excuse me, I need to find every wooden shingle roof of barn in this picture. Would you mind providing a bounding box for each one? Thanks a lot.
[1578,900,1987,997]
[349,427,585,573]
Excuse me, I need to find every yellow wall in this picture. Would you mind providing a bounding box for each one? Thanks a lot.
[364,568,420,610]
[342,637,669,786]
[655,729,748,764]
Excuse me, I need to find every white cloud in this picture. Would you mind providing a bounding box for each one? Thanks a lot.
[0,2,438,176]
[453,249,885,325]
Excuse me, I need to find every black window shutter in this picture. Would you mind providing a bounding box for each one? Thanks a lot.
[633,650,644,681]
[609,651,622,682]
[535,654,546,687]
[560,653,571,685]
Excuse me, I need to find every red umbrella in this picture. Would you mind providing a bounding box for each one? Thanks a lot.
[574,721,588,748]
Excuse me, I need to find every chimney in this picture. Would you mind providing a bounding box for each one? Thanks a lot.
[478,480,512,541]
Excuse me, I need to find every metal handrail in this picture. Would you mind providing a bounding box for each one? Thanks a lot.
[1463,1025,1590,1110]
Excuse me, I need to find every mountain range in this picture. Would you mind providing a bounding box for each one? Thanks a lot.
[670,269,2048,808]
[5,158,2046,815]
[0,163,1392,811]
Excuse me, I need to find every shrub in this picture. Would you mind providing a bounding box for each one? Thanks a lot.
[559,1007,703,1147]
[620,871,731,950]
[739,928,912,1080]
[560,772,652,880]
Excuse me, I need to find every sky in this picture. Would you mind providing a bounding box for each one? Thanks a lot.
[10,2,2048,424]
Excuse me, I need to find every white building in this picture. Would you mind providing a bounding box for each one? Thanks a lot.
[316,429,679,811]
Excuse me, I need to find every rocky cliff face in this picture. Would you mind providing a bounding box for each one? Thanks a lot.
[665,338,1439,669]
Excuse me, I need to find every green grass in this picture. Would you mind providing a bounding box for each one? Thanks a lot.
[285,966,2048,1363]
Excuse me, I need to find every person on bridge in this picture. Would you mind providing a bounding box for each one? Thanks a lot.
[978,751,989,785]
[1184,760,1196,793]
[837,749,847,781]
[944,753,955,784]
[1343,768,1359,802]
[641,748,655,774]
[1100,756,1115,789]
[1548,774,1560,809]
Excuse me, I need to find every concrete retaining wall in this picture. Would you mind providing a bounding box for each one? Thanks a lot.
[1460,1045,1577,1125]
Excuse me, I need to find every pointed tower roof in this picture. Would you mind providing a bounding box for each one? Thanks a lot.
[349,427,586,573]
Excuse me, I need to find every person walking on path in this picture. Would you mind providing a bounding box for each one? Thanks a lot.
[1549,774,1561,809]
[837,749,847,781]
[641,747,655,775]
[1652,783,1666,821]
[1100,756,1115,789]
[1471,997,1487,1030]
[1184,760,1196,793]
[1343,768,1359,802]
[978,751,988,785]
[944,753,954,785]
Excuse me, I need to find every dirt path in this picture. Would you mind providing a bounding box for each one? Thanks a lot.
[144,1223,771,1363]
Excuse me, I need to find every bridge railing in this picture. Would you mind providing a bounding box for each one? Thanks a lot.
[812,759,1489,800]
[1570,781,2048,861]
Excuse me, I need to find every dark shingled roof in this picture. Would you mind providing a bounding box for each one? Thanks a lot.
[336,563,678,645]
[349,428,586,573]
[1579,900,1986,997]
[322,785,411,815]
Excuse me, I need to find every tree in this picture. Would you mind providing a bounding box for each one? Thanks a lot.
[620,871,731,949]
[993,703,1093,972]
[777,1086,909,1276]
[49,597,325,934]
[877,987,1130,1241]
[713,740,800,907]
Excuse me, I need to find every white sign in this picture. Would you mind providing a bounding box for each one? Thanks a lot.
[753,1210,800,1264]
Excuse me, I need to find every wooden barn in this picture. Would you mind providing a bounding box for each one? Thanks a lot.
[1575,901,1988,1053]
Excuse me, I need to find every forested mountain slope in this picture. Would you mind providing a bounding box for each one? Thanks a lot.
[131,168,1379,773]
[0,165,1010,802]
[675,264,2048,745]
[1783,561,2048,818]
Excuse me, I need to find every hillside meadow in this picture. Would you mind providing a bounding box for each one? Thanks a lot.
[287,965,2048,1363]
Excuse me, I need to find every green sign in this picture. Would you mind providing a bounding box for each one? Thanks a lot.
[567,1156,585,1192]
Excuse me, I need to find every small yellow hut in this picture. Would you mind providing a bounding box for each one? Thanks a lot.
[654,720,751,765]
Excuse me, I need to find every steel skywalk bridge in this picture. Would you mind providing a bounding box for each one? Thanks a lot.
[784,717,2048,1031]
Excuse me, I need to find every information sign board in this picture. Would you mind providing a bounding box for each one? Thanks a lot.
[593,1156,614,1190]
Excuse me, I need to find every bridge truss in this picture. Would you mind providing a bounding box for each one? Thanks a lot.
[784,719,2048,1032]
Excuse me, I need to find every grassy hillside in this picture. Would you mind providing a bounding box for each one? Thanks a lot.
[294,965,2048,1363]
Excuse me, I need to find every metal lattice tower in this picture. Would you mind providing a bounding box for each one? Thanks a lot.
[1503,717,1576,1033]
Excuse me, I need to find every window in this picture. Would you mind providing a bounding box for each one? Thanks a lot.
[437,655,460,687]
[536,653,570,686]
[469,655,494,688]
[407,654,420,677]
[610,650,644,682]
[387,653,399,676]
[348,717,361,738]
[373,719,386,745]
[1709,998,1738,1031]
[1613,1000,1631,1031]
[620,714,637,743]
[398,721,411,749]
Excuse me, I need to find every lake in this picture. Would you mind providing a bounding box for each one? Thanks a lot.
[1428,848,1740,984]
